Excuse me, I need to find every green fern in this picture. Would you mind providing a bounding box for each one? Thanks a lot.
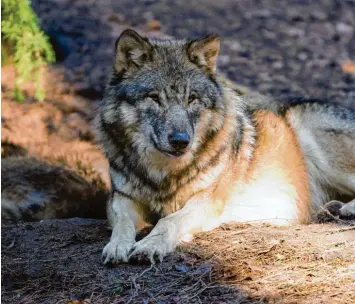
[2,0,55,102]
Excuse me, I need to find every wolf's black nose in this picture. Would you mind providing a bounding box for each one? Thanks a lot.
[168,132,190,151]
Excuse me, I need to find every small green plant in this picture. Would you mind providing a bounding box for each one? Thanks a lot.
[2,0,55,101]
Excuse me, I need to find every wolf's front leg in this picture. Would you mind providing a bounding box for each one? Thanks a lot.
[102,192,142,264]
[129,193,222,264]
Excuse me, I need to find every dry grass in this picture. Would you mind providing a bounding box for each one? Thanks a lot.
[185,221,355,304]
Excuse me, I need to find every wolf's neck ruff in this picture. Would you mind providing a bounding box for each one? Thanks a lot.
[98,84,255,218]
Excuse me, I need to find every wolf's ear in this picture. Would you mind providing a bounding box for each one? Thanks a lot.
[114,29,153,73]
[187,33,220,73]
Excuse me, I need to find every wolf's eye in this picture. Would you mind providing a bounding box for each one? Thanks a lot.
[188,93,198,104]
[148,92,160,104]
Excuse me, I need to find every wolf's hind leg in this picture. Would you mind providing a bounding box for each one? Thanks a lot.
[102,192,143,264]
[321,199,355,220]
[339,199,355,218]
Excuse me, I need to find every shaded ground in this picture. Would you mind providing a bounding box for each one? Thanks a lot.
[2,0,355,303]
[1,219,262,304]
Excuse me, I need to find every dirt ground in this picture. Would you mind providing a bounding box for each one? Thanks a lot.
[2,219,355,304]
[2,0,355,303]
[1,219,264,304]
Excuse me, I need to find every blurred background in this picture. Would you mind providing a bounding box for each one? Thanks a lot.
[3,0,355,104]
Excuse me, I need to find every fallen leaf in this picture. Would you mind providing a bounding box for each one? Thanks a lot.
[174,264,189,273]
[341,60,355,74]
[147,19,161,31]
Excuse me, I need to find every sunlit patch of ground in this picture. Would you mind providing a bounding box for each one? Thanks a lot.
[1,65,110,187]
[186,222,355,304]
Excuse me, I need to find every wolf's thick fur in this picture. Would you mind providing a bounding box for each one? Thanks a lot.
[94,29,355,265]
[1,157,108,221]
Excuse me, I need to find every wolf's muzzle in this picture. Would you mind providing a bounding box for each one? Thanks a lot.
[168,132,190,155]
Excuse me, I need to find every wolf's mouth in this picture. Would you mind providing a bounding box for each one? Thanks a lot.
[151,137,189,158]
[157,149,186,158]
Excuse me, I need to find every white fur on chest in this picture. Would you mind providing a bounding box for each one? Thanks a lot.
[221,170,299,225]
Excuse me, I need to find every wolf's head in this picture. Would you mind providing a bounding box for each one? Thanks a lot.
[99,29,233,170]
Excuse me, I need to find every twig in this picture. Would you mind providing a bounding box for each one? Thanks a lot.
[327,225,355,233]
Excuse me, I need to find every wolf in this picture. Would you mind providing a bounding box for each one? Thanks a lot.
[95,29,355,265]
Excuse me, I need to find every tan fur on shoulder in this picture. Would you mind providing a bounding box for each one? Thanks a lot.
[250,111,311,223]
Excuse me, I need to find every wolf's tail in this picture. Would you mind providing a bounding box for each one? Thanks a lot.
[1,157,108,222]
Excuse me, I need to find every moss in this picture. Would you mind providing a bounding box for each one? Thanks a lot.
[1,0,55,101]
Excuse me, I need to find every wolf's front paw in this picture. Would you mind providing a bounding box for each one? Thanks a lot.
[102,239,134,265]
[128,234,175,265]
